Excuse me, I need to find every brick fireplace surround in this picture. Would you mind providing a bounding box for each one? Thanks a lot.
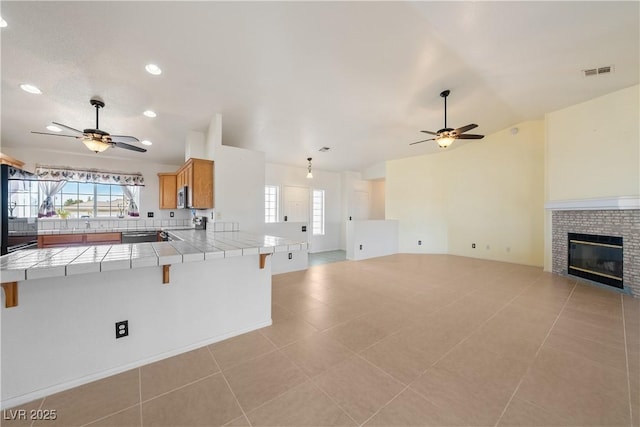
[552,208,639,298]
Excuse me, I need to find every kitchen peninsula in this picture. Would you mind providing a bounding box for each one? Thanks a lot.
[0,229,307,409]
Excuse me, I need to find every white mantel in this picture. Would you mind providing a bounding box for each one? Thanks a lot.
[545,196,640,211]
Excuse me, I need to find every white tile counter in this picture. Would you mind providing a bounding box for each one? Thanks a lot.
[0,230,307,284]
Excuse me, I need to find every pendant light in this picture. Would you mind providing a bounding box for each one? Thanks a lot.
[306,157,313,179]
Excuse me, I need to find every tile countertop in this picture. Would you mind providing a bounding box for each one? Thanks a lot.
[0,231,308,283]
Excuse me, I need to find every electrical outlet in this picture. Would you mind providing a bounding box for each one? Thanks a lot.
[472,243,476,248]
[288,253,293,260]
[301,226,307,232]
[359,244,363,250]
[115,320,128,339]
[147,212,154,218]
[170,211,174,218]
[418,240,422,245]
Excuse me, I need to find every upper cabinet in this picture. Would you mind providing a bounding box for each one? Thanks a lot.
[159,158,214,210]
[157,173,177,209]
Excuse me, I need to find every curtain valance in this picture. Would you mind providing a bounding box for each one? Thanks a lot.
[34,165,145,186]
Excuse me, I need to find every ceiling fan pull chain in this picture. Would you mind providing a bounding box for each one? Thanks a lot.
[95,103,99,129]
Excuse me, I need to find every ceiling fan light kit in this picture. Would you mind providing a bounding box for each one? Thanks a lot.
[411,89,484,148]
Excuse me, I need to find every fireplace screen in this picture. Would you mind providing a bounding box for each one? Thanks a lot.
[568,233,623,289]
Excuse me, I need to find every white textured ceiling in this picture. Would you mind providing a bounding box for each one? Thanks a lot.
[1,1,638,172]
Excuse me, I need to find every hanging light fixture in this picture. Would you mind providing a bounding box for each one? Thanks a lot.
[436,135,455,148]
[306,157,313,179]
[82,137,111,153]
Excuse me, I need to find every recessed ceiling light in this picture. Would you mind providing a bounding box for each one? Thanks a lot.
[145,64,162,75]
[46,125,62,132]
[20,84,42,94]
[0,17,7,28]
[141,140,153,146]
[143,110,157,118]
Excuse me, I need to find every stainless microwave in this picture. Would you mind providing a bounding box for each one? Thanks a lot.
[177,186,189,209]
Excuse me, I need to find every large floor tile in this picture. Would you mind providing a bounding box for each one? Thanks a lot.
[280,332,354,377]
[140,347,219,401]
[545,327,628,372]
[259,316,318,347]
[515,346,630,426]
[410,366,511,426]
[363,388,463,426]
[314,356,405,424]
[245,381,355,426]
[85,405,141,427]
[33,369,140,427]
[142,374,242,426]
[323,309,412,352]
[222,350,307,412]
[497,398,572,427]
[208,330,277,371]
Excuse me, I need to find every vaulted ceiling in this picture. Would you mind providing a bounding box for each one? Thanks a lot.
[1,1,638,172]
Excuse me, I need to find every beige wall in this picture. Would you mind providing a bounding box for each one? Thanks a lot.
[386,120,545,266]
[546,85,639,201]
[543,84,639,271]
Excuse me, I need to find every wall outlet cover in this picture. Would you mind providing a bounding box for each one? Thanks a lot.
[115,320,128,339]
[301,226,307,232]
[147,212,154,218]
[170,212,174,218]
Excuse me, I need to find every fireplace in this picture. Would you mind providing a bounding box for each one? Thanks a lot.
[551,208,639,297]
[568,233,623,289]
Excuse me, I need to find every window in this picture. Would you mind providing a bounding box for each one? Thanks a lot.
[312,189,325,235]
[264,185,279,223]
[55,182,129,218]
[8,180,39,218]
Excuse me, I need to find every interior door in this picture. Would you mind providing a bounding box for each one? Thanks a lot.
[282,185,310,222]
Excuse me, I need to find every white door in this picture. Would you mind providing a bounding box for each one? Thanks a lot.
[353,191,370,220]
[282,185,310,222]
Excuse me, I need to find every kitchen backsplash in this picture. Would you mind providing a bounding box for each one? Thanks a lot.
[8,217,240,232]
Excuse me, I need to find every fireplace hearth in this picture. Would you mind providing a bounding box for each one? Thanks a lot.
[568,233,623,289]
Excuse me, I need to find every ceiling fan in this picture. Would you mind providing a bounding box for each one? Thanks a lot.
[410,90,484,148]
[31,98,146,153]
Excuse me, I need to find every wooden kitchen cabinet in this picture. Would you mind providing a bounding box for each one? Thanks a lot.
[38,232,122,248]
[157,173,177,209]
[85,232,122,245]
[176,158,214,209]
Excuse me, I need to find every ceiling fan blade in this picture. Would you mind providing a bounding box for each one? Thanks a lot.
[110,135,140,143]
[409,138,435,145]
[52,122,85,135]
[112,141,147,152]
[420,130,438,136]
[456,134,484,140]
[31,131,80,138]
[452,124,478,135]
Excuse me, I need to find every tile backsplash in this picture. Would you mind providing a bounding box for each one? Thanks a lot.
[36,217,192,232]
[9,217,240,233]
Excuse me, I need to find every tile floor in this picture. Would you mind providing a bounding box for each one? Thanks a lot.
[4,254,639,427]
[308,250,347,266]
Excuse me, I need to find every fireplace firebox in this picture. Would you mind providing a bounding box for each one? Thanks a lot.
[568,233,623,289]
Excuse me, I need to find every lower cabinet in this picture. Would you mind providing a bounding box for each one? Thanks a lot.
[38,232,122,248]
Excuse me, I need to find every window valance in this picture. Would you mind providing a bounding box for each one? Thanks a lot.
[34,165,145,186]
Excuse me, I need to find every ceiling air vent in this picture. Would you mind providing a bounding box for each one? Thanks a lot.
[582,65,614,77]
[319,147,330,152]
